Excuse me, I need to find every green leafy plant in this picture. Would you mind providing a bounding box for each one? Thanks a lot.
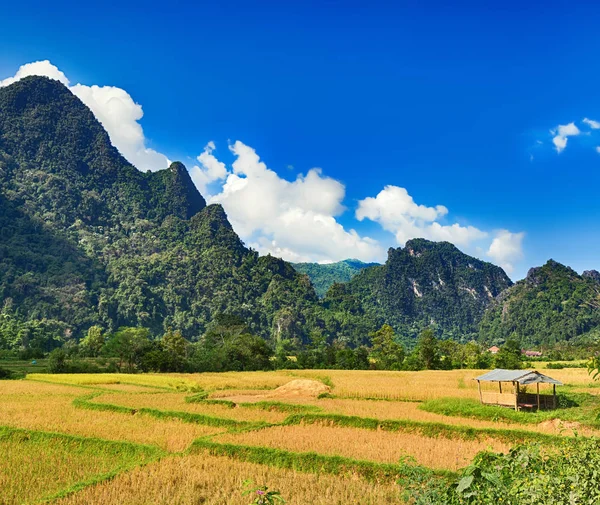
[242,480,285,504]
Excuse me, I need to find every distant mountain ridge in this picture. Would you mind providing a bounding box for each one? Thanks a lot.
[292,259,379,297]
[339,239,514,341]
[480,260,600,347]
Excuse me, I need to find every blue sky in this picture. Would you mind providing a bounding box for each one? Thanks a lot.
[2,0,600,279]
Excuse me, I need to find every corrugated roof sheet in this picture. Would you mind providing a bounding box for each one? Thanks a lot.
[474,369,562,385]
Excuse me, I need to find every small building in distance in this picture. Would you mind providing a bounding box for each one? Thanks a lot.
[487,346,500,354]
[522,350,543,358]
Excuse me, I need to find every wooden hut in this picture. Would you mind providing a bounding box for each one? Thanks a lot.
[474,369,562,411]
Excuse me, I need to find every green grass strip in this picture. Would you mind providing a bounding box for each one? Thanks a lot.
[74,393,267,430]
[189,438,453,484]
[420,396,600,428]
[283,413,567,445]
[0,425,163,456]
[186,395,321,414]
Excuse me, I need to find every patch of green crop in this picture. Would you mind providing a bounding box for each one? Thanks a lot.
[0,426,162,505]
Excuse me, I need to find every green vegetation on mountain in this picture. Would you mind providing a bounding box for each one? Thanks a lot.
[2,75,598,364]
[480,260,600,347]
[0,76,320,352]
[292,259,378,297]
[338,239,513,342]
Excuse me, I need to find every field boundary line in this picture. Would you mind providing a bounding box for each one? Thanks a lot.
[282,413,570,444]
[25,375,181,391]
[189,438,455,483]
[185,395,323,414]
[73,393,271,430]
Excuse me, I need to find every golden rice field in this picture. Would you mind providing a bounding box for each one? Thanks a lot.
[213,424,512,470]
[1,367,596,504]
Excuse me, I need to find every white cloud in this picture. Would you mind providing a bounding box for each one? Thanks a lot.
[551,122,580,153]
[583,117,600,129]
[0,60,169,171]
[205,141,384,263]
[189,141,228,195]
[486,230,525,274]
[0,60,69,87]
[596,146,600,154]
[356,185,487,248]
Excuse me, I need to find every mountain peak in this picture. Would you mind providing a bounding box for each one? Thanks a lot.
[149,161,206,219]
[583,270,600,282]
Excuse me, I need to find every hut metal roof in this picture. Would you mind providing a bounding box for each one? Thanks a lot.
[474,369,562,385]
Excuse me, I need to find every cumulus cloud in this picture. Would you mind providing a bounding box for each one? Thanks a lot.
[486,230,525,274]
[204,141,384,263]
[356,185,525,274]
[356,185,487,247]
[0,60,169,171]
[0,60,69,87]
[551,122,581,153]
[583,117,600,129]
[189,141,228,195]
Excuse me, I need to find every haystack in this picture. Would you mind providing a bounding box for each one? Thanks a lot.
[265,379,331,398]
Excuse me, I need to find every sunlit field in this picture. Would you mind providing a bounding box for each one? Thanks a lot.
[2,367,597,504]
[213,424,512,470]
[53,454,403,505]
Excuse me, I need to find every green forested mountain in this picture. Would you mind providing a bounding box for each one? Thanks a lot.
[480,260,600,347]
[0,76,321,349]
[292,259,378,297]
[336,239,513,342]
[3,75,597,357]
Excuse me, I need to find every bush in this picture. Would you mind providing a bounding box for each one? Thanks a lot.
[408,438,600,504]
[0,366,13,379]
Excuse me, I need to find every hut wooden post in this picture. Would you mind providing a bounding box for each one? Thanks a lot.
[536,383,540,411]
[499,382,502,394]
[514,381,519,411]
[477,380,482,404]
[553,384,556,409]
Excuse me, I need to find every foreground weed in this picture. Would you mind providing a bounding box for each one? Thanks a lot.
[242,480,285,504]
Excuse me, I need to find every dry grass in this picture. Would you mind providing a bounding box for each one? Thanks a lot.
[213,424,511,471]
[170,371,301,390]
[27,373,199,390]
[91,392,288,423]
[54,454,404,505]
[29,368,595,399]
[290,369,594,401]
[0,381,222,451]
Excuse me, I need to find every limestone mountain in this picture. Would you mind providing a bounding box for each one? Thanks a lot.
[292,259,379,297]
[480,260,600,347]
[337,239,513,341]
[0,76,319,348]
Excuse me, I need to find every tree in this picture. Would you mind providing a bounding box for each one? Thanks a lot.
[79,325,105,357]
[494,338,523,369]
[416,328,440,370]
[370,324,405,370]
[103,327,151,372]
[160,328,188,371]
[48,348,67,373]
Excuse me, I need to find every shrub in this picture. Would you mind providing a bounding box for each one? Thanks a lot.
[407,438,600,504]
